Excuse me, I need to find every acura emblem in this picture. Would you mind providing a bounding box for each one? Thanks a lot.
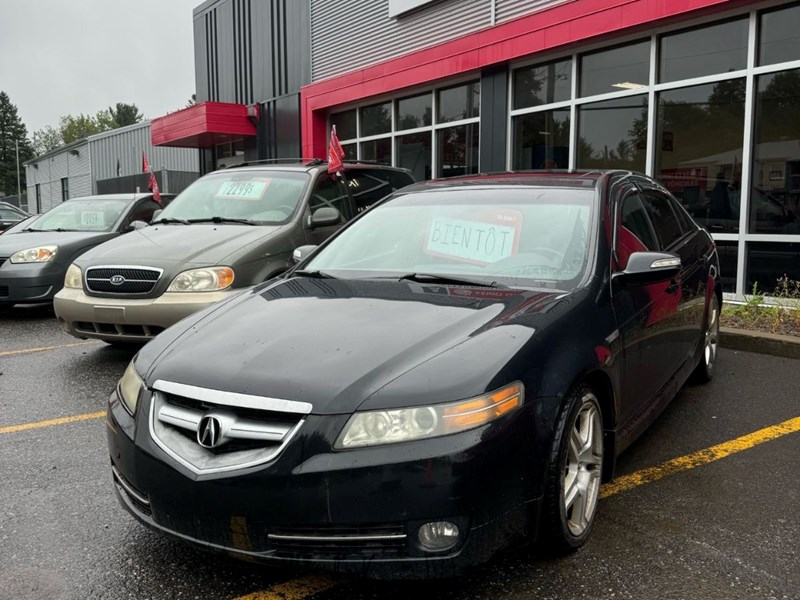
[197,416,222,448]
[110,275,126,285]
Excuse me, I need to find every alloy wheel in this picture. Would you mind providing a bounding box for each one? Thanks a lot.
[704,297,720,373]
[563,394,603,537]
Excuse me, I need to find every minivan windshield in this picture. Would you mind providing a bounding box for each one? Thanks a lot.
[26,199,128,232]
[304,188,595,290]
[156,170,310,224]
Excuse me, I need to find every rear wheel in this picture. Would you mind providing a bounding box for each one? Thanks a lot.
[691,294,719,384]
[540,387,604,554]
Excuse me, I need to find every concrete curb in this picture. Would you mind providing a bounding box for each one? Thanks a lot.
[720,327,800,360]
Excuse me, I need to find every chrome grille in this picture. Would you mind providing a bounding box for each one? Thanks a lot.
[268,524,408,559]
[149,380,311,475]
[85,265,162,295]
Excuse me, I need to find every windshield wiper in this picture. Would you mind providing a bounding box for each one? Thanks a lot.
[292,269,338,280]
[186,216,257,225]
[395,273,506,288]
[152,217,190,225]
[22,227,80,232]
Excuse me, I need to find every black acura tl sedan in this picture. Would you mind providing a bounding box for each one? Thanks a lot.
[108,171,721,577]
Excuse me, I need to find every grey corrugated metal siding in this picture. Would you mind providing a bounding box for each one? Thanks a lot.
[24,141,91,212]
[87,123,198,185]
[495,0,569,23]
[311,0,492,82]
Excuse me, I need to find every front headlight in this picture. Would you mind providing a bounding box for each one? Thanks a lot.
[118,360,144,414]
[335,382,523,449]
[167,266,235,292]
[64,263,82,288]
[10,245,58,263]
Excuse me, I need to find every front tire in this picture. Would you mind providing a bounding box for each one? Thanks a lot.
[540,386,604,555]
[691,294,720,384]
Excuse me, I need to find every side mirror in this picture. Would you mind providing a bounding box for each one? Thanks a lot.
[292,245,318,264]
[613,251,681,286]
[125,220,149,233]
[308,206,342,228]
[151,209,163,223]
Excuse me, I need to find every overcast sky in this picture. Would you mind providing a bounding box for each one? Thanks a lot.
[0,0,199,135]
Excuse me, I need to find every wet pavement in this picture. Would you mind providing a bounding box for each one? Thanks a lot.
[0,304,798,600]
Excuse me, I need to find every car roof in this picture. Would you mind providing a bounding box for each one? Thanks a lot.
[215,160,412,175]
[396,170,637,194]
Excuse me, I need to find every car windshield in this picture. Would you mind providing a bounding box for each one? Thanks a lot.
[28,199,128,232]
[156,170,310,224]
[305,187,595,290]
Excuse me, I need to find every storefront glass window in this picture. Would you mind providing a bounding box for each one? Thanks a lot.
[655,80,745,234]
[512,109,570,170]
[397,132,432,181]
[330,109,357,140]
[759,4,800,66]
[342,143,357,160]
[438,82,480,123]
[360,138,392,164]
[577,95,647,172]
[659,19,748,83]
[715,241,738,294]
[513,59,572,110]
[437,123,479,178]
[746,242,800,294]
[751,68,800,235]
[397,93,432,130]
[579,40,650,97]
[360,102,392,137]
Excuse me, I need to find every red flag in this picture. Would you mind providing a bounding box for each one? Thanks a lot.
[148,171,162,204]
[142,152,150,174]
[327,126,345,175]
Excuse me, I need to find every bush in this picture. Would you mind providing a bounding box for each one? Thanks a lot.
[722,276,800,335]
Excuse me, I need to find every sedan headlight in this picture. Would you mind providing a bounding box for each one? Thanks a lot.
[336,382,523,449]
[118,360,144,414]
[64,263,82,288]
[167,266,235,292]
[10,245,58,263]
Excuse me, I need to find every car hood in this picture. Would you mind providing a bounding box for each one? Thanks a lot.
[0,230,109,255]
[143,277,569,415]
[75,224,285,268]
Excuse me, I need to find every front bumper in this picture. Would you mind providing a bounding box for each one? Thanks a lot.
[107,388,547,577]
[0,261,64,304]
[54,287,244,342]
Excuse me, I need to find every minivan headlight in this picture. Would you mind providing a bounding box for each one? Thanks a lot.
[10,245,58,263]
[118,360,144,415]
[167,267,234,292]
[64,264,82,288]
[335,382,523,449]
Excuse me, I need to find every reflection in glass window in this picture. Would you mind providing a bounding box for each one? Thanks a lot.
[580,40,650,97]
[513,109,570,170]
[746,242,800,293]
[655,80,745,234]
[397,132,432,181]
[360,102,392,137]
[437,123,479,178]
[759,4,800,66]
[342,143,357,160]
[360,137,392,164]
[659,19,748,83]
[438,82,480,123]
[397,93,432,130]
[513,59,572,109]
[330,109,357,140]
[751,69,800,235]
[715,240,738,293]
[577,95,647,172]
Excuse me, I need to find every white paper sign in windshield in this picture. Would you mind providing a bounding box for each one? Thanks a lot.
[80,211,105,227]
[216,179,270,200]
[426,212,521,264]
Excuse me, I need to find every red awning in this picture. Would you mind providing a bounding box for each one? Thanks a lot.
[151,101,257,148]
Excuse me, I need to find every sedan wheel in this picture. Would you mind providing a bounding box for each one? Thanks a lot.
[692,294,720,383]
[541,387,604,553]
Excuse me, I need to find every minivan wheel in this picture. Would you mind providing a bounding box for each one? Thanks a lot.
[540,386,604,554]
[691,294,720,384]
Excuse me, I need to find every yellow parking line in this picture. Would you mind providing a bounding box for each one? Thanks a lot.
[0,411,106,435]
[0,341,98,358]
[600,415,800,498]
[232,576,336,600]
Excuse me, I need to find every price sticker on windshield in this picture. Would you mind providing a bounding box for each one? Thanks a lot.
[425,210,522,265]
[80,211,105,227]
[216,179,270,200]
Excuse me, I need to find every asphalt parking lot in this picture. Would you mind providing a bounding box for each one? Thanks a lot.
[1,304,798,600]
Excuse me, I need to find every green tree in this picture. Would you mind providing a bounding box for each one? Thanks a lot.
[0,91,33,195]
[32,125,63,156]
[109,102,143,127]
[59,112,113,144]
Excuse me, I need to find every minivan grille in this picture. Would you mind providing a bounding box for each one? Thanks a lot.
[85,266,161,295]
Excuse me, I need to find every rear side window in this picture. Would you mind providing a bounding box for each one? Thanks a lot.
[345,168,415,213]
[641,192,685,249]
[309,174,352,219]
[670,197,697,232]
